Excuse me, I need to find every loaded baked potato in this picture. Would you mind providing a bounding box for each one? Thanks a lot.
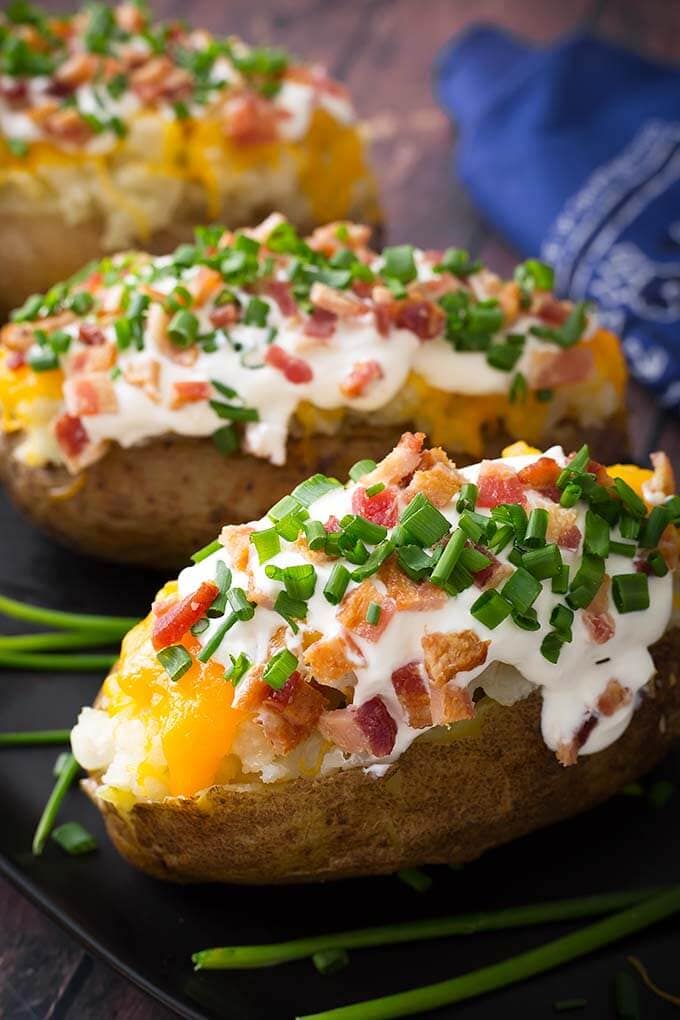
[0,217,629,567]
[0,1,379,311]
[71,435,680,883]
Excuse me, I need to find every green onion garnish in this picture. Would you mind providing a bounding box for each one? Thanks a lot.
[190,538,222,563]
[365,602,381,626]
[349,459,377,481]
[32,753,80,856]
[250,528,281,564]
[609,540,636,558]
[619,513,641,540]
[584,510,610,558]
[281,564,317,600]
[225,652,252,687]
[458,510,486,543]
[429,529,465,587]
[313,948,350,976]
[242,296,269,327]
[558,444,590,488]
[639,505,670,549]
[366,482,385,497]
[382,244,417,283]
[501,568,541,615]
[511,608,541,631]
[207,561,232,618]
[51,821,97,856]
[28,347,59,372]
[303,520,327,550]
[209,401,259,422]
[351,539,396,582]
[509,371,527,404]
[560,483,582,508]
[400,494,451,546]
[611,574,649,614]
[213,424,239,456]
[487,524,513,554]
[157,645,193,682]
[323,563,351,605]
[191,618,209,636]
[434,247,481,277]
[567,554,605,610]
[459,546,491,574]
[524,508,549,548]
[396,544,434,582]
[647,551,669,577]
[228,588,256,621]
[552,564,570,595]
[168,308,199,347]
[275,511,307,542]
[340,514,388,546]
[514,258,554,292]
[470,589,512,630]
[262,648,297,690]
[522,543,562,580]
[456,483,478,513]
[613,477,646,519]
[274,591,307,632]
[540,631,564,664]
[292,474,342,507]
[197,613,238,662]
[550,604,574,639]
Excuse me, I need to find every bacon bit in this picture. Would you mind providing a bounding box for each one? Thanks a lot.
[527,346,594,389]
[534,295,570,325]
[53,53,98,91]
[588,575,611,617]
[395,299,445,340]
[404,447,464,508]
[43,106,93,145]
[264,281,297,318]
[583,576,615,644]
[658,524,680,571]
[0,79,28,105]
[351,484,399,527]
[6,351,25,370]
[285,63,349,100]
[556,713,598,767]
[546,506,582,550]
[303,307,337,339]
[64,372,118,416]
[53,413,88,460]
[429,683,475,727]
[264,344,313,384]
[324,515,341,533]
[78,323,106,346]
[318,706,366,754]
[646,451,676,502]
[123,358,161,403]
[340,359,383,399]
[517,457,561,502]
[223,90,281,145]
[170,380,211,410]
[115,2,146,32]
[372,287,394,337]
[597,679,631,716]
[1,323,35,353]
[585,457,615,489]
[362,431,425,488]
[379,556,447,612]
[148,303,198,366]
[218,524,254,572]
[310,282,365,319]
[68,342,116,375]
[231,667,269,712]
[391,662,432,729]
[337,580,395,642]
[304,634,363,686]
[497,281,521,326]
[407,274,463,302]
[319,697,397,757]
[247,212,286,244]
[477,461,527,508]
[151,581,219,651]
[258,672,327,755]
[308,221,372,256]
[210,303,240,329]
[421,630,489,686]
[470,544,511,590]
[189,267,223,307]
[131,56,192,104]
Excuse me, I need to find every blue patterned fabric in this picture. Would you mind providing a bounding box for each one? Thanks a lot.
[435,27,680,411]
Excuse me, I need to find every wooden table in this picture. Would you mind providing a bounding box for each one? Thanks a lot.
[2,1,679,1016]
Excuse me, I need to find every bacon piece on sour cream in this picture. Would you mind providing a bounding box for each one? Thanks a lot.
[151,582,219,650]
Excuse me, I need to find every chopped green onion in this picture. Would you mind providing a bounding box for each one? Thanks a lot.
[340,536,369,565]
[67,291,94,315]
[243,296,269,327]
[611,574,649,614]
[487,523,513,554]
[157,644,193,682]
[340,514,388,546]
[540,631,564,664]
[191,538,222,563]
[263,648,297,690]
[365,482,385,498]
[457,510,486,543]
[323,563,351,605]
[552,564,570,595]
[511,608,541,631]
[619,513,641,540]
[349,459,376,481]
[351,538,396,582]
[584,510,610,558]
[558,444,590,487]
[530,301,588,348]
[7,137,28,158]
[274,591,307,632]
[191,618,209,636]
[491,503,528,540]
[522,543,562,580]
[206,561,232,618]
[225,652,252,687]
[269,494,304,521]
[382,244,417,283]
[400,494,450,546]
[275,512,306,542]
[168,308,199,347]
[459,546,491,574]
[639,505,670,548]
[281,564,317,600]
[524,508,549,548]
[434,248,481,277]
[197,613,238,662]
[550,604,574,639]
[313,948,350,976]
[51,821,97,856]
[567,554,605,610]
[560,483,582,508]
[292,474,342,507]
[211,379,238,400]
[228,588,256,621]
[33,753,80,856]
[303,520,327,550]
[470,589,512,630]
[486,337,524,372]
[28,347,59,372]
[396,544,434,582]
[609,540,636,558]
[509,371,527,404]
[250,528,281,564]
[365,602,381,626]
[456,483,478,513]
[397,868,433,893]
[514,258,554,292]
[613,477,646,518]
[210,400,259,422]
[647,550,669,576]
[501,568,541,614]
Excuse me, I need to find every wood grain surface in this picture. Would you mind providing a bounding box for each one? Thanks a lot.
[2,0,679,1017]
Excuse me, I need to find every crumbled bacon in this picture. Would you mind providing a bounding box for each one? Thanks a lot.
[264,281,297,317]
[151,581,219,651]
[223,90,281,145]
[421,629,489,686]
[324,515,341,533]
[6,351,25,370]
[429,683,475,726]
[210,303,240,329]
[582,576,615,644]
[115,2,146,33]
[189,267,222,306]
[218,524,254,572]
[170,380,211,409]
[646,451,676,502]
[597,679,631,717]
[131,55,192,104]
[527,346,594,389]
[123,358,161,403]
[310,282,365,319]
[351,484,399,526]
[517,457,561,502]
[43,106,93,145]
[337,580,395,642]
[391,662,432,729]
[340,359,383,398]
[404,447,463,507]
[304,634,363,686]
[534,295,570,325]
[53,413,88,460]
[659,524,680,572]
[307,221,372,256]
[379,556,447,611]
[78,323,106,346]
[1,323,35,353]
[258,672,327,755]
[53,53,98,91]
[372,289,393,337]
[546,506,582,550]
[303,307,337,339]
[395,299,445,340]
[264,344,313,383]
[362,431,425,488]
[469,544,511,590]
[318,706,366,754]
[477,461,527,508]
[319,697,397,757]
[64,372,118,416]
[585,457,615,489]
[285,63,350,100]
[68,342,116,375]
[0,78,28,105]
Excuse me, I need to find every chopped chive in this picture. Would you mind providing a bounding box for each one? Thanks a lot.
[382,244,417,283]
[501,568,541,614]
[340,537,369,565]
[349,459,376,482]
[213,424,239,455]
[51,821,97,856]
[191,618,209,636]
[619,513,641,540]
[613,477,646,519]
[396,544,434,582]
[207,561,232,618]
[515,258,554,292]
[274,591,307,632]
[225,652,252,687]
[250,528,281,564]
[550,604,574,639]
[428,529,464,586]
[458,510,488,543]
[398,868,433,893]
[243,296,269,327]
[456,483,478,513]
[541,631,564,664]
[490,503,528,540]
[168,308,199,347]
[584,510,610,558]
[157,645,193,682]
[32,753,80,856]
[487,523,513,554]
[511,607,541,631]
[470,589,512,630]
[28,347,59,372]
[639,506,670,548]
[609,540,636,558]
[0,730,70,749]
[211,380,238,400]
[281,564,317,600]
[522,543,562,580]
[197,613,238,662]
[366,482,385,498]
[365,602,381,626]
[303,520,327,550]
[210,401,260,422]
[351,538,396,582]
[552,564,570,594]
[275,512,306,542]
[560,483,582,508]
[292,474,342,507]
[400,494,450,546]
[340,514,388,546]
[567,554,605,610]
[647,550,669,576]
[263,648,297,690]
[228,588,256,621]
[509,371,527,404]
[611,574,649,614]
[313,949,350,976]
[459,546,491,574]
[324,563,351,605]
[190,538,222,563]
[524,508,549,548]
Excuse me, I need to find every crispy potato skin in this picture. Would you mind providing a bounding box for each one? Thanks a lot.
[0,415,629,569]
[83,629,680,884]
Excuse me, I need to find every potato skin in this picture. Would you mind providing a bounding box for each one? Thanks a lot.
[0,414,629,569]
[83,629,680,884]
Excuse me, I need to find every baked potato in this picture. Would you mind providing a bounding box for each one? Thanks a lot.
[0,216,629,567]
[0,1,380,313]
[71,435,680,883]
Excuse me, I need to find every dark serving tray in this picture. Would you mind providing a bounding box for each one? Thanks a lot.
[1,489,678,1020]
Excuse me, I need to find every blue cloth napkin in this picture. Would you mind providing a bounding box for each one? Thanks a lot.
[435,27,680,411]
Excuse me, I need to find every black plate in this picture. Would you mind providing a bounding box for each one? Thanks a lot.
[1,488,679,1020]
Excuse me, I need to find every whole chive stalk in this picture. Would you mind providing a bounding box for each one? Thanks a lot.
[192,887,660,970]
[0,631,119,652]
[0,729,71,747]
[0,651,117,671]
[0,594,137,636]
[295,887,680,1020]
[32,753,80,855]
